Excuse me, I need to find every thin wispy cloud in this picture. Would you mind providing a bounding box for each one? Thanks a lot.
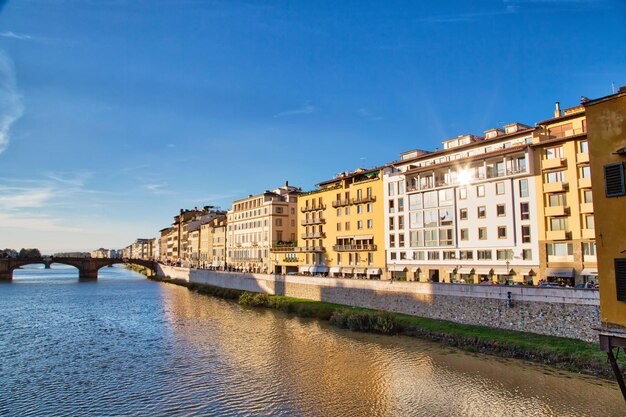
[0,212,84,233]
[273,103,316,118]
[0,50,24,155]
[45,171,92,187]
[357,108,383,121]
[0,31,33,41]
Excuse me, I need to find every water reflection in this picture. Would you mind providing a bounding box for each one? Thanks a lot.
[1,265,623,417]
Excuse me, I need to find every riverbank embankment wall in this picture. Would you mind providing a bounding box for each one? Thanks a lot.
[156,265,600,342]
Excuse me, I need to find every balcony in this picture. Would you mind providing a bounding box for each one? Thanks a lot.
[577,152,590,164]
[545,206,569,217]
[301,204,326,213]
[301,232,326,239]
[270,242,297,252]
[578,177,592,188]
[301,217,326,226]
[298,246,325,253]
[582,228,595,239]
[546,230,569,240]
[543,182,568,193]
[580,203,594,214]
[331,199,351,208]
[542,158,567,170]
[352,195,376,204]
[333,244,377,252]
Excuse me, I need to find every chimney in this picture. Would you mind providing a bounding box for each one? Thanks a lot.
[285,180,289,187]
[554,102,561,118]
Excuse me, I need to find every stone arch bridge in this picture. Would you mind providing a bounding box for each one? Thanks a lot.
[0,257,156,281]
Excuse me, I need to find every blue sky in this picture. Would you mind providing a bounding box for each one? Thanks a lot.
[0,0,624,253]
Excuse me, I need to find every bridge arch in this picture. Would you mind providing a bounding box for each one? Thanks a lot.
[0,257,156,281]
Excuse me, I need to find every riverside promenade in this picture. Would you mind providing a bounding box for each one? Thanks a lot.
[156,265,600,342]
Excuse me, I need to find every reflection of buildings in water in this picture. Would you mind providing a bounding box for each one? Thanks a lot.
[158,285,624,416]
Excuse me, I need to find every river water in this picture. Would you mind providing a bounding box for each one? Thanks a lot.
[0,265,623,416]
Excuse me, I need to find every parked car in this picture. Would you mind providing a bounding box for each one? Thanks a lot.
[575,283,596,289]
[538,282,561,288]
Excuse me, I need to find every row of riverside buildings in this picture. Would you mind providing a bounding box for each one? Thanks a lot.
[125,94,622,288]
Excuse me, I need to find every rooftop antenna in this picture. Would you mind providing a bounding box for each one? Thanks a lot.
[612,82,616,94]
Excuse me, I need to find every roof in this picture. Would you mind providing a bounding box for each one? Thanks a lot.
[315,167,382,187]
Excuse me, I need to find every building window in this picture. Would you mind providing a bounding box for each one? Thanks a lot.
[367,203,373,212]
[550,217,569,231]
[519,179,528,197]
[413,251,425,260]
[398,216,405,229]
[409,194,422,210]
[548,193,567,207]
[357,205,363,214]
[584,214,594,230]
[345,222,350,231]
[497,226,507,239]
[496,249,513,260]
[582,189,593,204]
[424,229,438,247]
[459,187,467,199]
[390,252,397,260]
[357,220,363,230]
[460,228,469,241]
[368,252,373,265]
[547,242,573,256]
[522,249,532,260]
[410,230,423,247]
[545,146,563,159]
[496,182,505,195]
[477,206,486,219]
[389,217,395,230]
[276,219,282,226]
[604,162,626,197]
[521,225,531,243]
[459,250,473,260]
[400,252,407,260]
[443,250,456,260]
[496,204,505,217]
[398,198,404,212]
[459,208,468,220]
[345,207,350,215]
[579,165,591,179]
[337,223,342,231]
[367,219,373,229]
[388,200,395,213]
[478,227,487,240]
[389,235,395,248]
[388,183,395,197]
[427,251,440,260]
[477,250,492,260]
[520,202,529,220]
[579,141,589,154]
[439,228,454,246]
[399,234,405,247]
[583,242,596,256]
[337,208,342,216]
[477,185,485,197]
[546,170,566,183]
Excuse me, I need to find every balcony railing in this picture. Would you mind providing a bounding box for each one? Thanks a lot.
[333,244,377,252]
[296,246,325,252]
[301,204,326,213]
[301,217,326,226]
[301,232,326,239]
[352,195,376,204]
[331,199,351,208]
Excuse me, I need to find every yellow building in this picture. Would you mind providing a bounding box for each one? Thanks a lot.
[584,86,626,400]
[199,215,227,269]
[532,102,596,286]
[272,168,386,279]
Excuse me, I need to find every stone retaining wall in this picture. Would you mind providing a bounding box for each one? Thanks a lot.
[156,265,600,342]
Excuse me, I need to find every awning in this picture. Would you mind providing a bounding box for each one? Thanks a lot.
[298,266,311,273]
[474,267,493,275]
[516,268,535,276]
[353,267,366,274]
[493,267,514,275]
[388,265,408,272]
[367,268,382,275]
[211,262,219,267]
[329,266,341,274]
[311,266,329,273]
[545,267,574,278]
[354,235,374,240]
[581,268,598,276]
[445,266,457,274]
[340,267,354,274]
[411,266,421,272]
[457,267,474,274]
[337,235,355,240]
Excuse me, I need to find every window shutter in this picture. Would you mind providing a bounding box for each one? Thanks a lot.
[615,258,626,302]
[604,162,625,197]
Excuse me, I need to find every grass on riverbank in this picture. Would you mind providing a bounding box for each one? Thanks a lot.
[150,275,621,378]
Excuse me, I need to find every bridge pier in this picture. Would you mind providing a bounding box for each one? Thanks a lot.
[0,270,12,281]
[78,267,98,280]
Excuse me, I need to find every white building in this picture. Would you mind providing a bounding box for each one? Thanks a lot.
[383,123,540,284]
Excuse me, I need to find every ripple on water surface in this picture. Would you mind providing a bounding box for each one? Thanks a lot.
[0,265,624,416]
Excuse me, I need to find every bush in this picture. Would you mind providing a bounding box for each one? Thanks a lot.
[330,311,399,334]
[239,292,271,307]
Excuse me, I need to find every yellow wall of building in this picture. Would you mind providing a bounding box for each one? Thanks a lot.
[586,91,626,330]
